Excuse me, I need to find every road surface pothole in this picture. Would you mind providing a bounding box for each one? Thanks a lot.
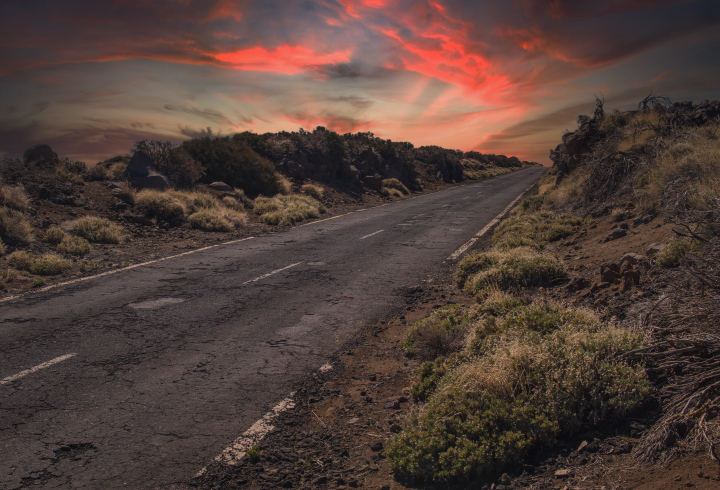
[128,298,185,310]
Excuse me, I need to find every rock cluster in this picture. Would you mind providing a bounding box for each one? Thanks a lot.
[120,151,174,190]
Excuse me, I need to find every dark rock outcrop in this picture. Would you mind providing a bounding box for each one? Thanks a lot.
[23,144,59,167]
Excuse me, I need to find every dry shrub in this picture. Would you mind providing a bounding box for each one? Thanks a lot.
[42,227,67,245]
[462,248,567,297]
[220,196,243,211]
[403,305,477,360]
[188,210,233,232]
[0,238,6,256]
[57,236,91,256]
[0,184,30,212]
[254,194,326,226]
[8,251,72,275]
[381,178,409,195]
[0,208,32,244]
[69,216,121,244]
[301,183,324,199]
[493,212,582,250]
[135,190,186,221]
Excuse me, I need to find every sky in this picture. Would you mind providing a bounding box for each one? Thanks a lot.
[1,0,720,165]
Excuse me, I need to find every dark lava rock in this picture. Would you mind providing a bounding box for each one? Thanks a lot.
[23,144,59,167]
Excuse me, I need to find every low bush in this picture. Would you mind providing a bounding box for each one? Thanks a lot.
[188,210,233,232]
[69,216,121,244]
[0,208,32,244]
[477,290,528,316]
[411,353,468,401]
[254,195,326,226]
[0,238,5,256]
[135,190,186,222]
[654,239,697,268]
[43,227,67,245]
[463,248,567,297]
[403,305,477,360]
[220,196,243,211]
[301,183,324,199]
[57,236,91,256]
[380,187,403,198]
[387,304,649,484]
[8,251,72,275]
[493,212,582,251]
[0,184,30,212]
[381,178,410,195]
[455,252,500,288]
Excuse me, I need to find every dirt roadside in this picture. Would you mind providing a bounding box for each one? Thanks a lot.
[177,193,720,490]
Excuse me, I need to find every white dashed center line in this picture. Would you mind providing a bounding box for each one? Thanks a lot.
[1,353,77,386]
[360,229,384,240]
[241,262,302,285]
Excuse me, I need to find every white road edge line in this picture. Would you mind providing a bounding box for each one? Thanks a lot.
[360,229,384,240]
[0,236,257,304]
[1,353,77,386]
[241,262,301,285]
[197,393,297,475]
[447,184,533,261]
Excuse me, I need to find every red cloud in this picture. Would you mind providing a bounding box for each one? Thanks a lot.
[215,45,352,74]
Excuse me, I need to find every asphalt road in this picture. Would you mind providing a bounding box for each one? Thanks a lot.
[0,168,545,489]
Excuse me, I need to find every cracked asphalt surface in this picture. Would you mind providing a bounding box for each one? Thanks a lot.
[0,168,544,489]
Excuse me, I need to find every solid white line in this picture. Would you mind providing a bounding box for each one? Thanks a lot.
[210,394,296,468]
[360,229,384,240]
[0,236,257,304]
[447,185,532,261]
[1,353,77,386]
[241,262,301,285]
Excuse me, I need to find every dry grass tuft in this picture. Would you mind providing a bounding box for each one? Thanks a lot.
[69,216,121,244]
[301,183,324,199]
[254,194,326,226]
[0,208,32,244]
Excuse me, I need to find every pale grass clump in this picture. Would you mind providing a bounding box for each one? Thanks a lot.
[301,183,324,199]
[169,190,215,212]
[8,251,72,276]
[541,169,589,210]
[0,183,30,212]
[135,190,186,221]
[642,129,720,210]
[381,178,409,196]
[254,194,326,226]
[188,206,247,232]
[220,196,244,211]
[0,207,33,244]
[42,227,67,245]
[69,216,121,244]
[57,236,91,256]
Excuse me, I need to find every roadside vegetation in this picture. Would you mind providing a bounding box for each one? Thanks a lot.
[388,95,720,485]
[254,194,326,226]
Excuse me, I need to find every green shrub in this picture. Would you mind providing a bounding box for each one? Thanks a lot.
[403,305,477,360]
[0,207,32,244]
[411,353,467,401]
[182,136,284,196]
[387,306,649,484]
[655,240,696,268]
[463,249,567,296]
[381,178,409,195]
[188,210,233,232]
[135,190,186,221]
[43,227,67,245]
[69,216,121,243]
[301,183,324,199]
[519,195,544,212]
[8,251,72,275]
[57,236,91,256]
[254,195,326,226]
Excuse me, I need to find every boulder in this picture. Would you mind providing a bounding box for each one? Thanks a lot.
[208,181,233,192]
[602,227,627,242]
[121,151,154,180]
[646,243,667,257]
[121,151,174,191]
[23,144,59,167]
[130,172,173,191]
[566,276,590,292]
[618,253,645,268]
[600,263,621,283]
